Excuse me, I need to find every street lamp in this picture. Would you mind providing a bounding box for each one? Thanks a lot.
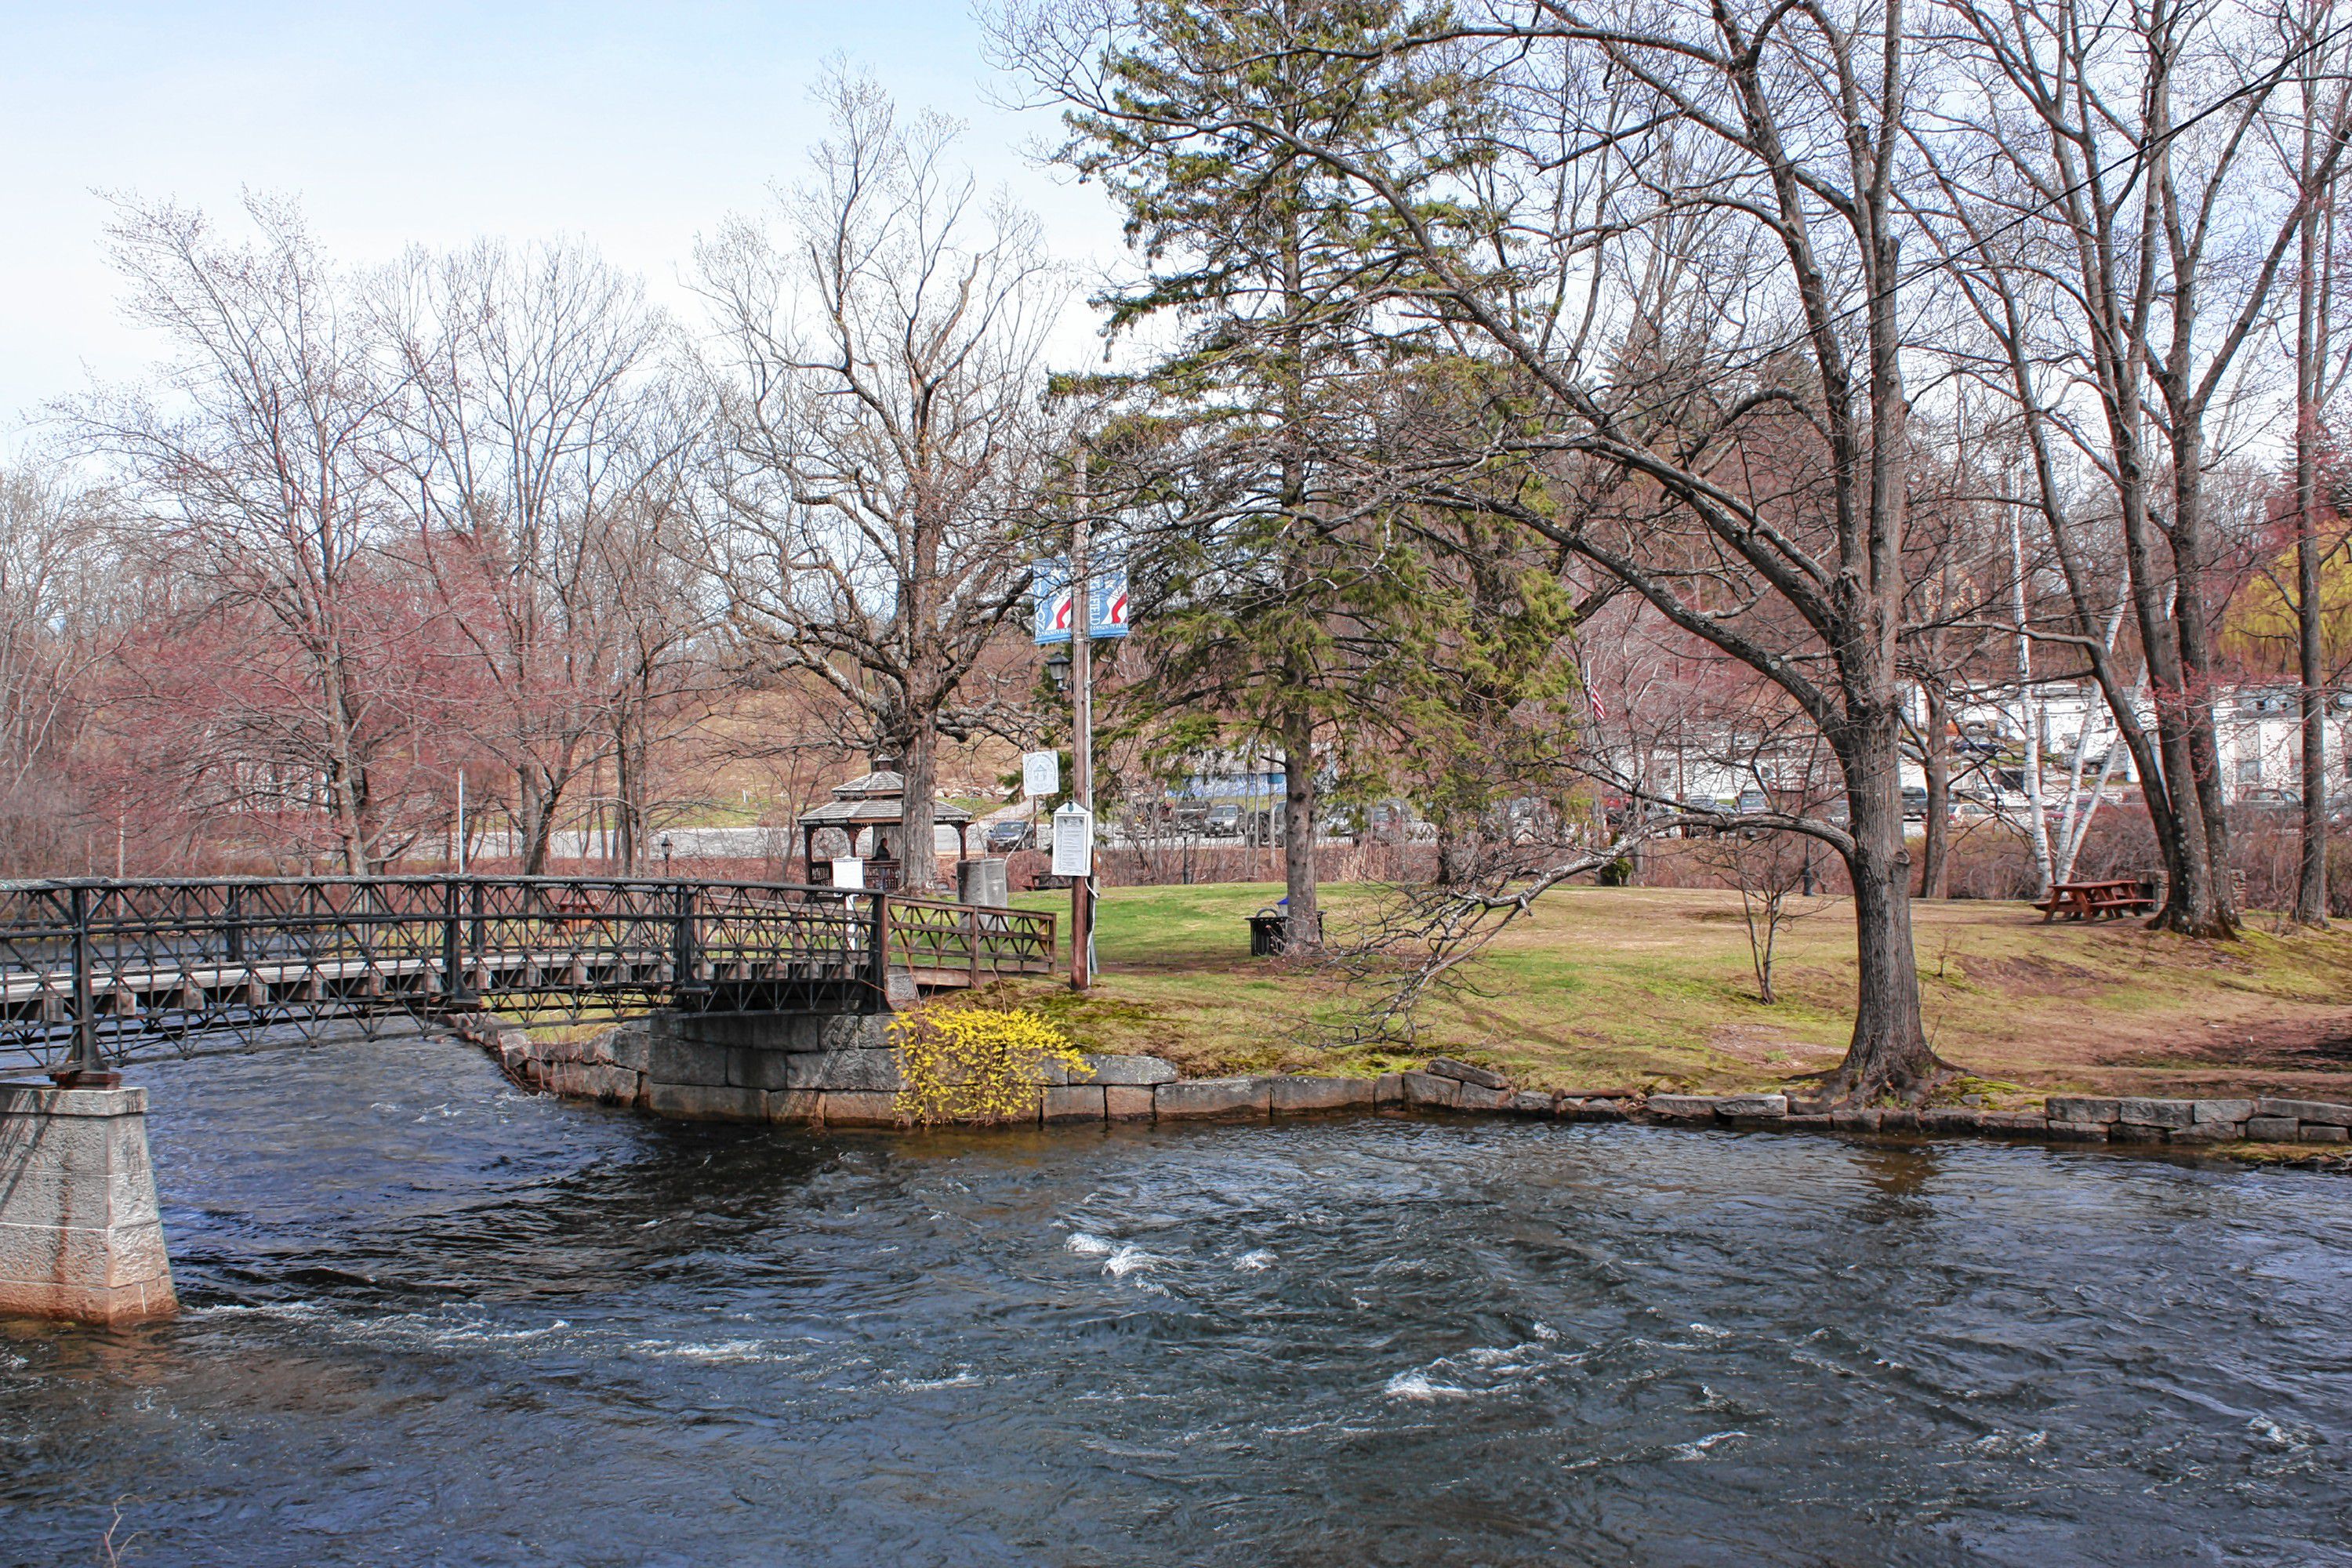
[659,834,674,875]
[1058,460,1098,990]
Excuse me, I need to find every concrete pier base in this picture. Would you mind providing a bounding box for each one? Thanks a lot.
[0,1081,176,1325]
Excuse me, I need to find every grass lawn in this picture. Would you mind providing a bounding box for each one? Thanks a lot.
[1001,881,2352,1105]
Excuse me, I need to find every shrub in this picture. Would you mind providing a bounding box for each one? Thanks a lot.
[889,1002,1088,1127]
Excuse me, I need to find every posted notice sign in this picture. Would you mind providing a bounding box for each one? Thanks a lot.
[1051,804,1094,877]
[1021,750,1060,797]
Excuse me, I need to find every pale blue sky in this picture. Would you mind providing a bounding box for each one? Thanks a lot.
[0,2,1120,441]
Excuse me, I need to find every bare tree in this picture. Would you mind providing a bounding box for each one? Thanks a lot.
[1698,807,1837,1005]
[76,194,401,873]
[378,238,696,873]
[2276,0,2352,921]
[0,464,122,871]
[1923,0,2352,934]
[604,484,724,872]
[697,75,1064,892]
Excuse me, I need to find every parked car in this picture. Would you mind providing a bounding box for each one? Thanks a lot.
[1953,783,2033,819]
[1902,784,1929,819]
[2237,786,2300,817]
[1367,802,1429,840]
[984,818,1035,852]
[1676,796,1730,837]
[1203,803,1243,837]
[2232,786,2352,822]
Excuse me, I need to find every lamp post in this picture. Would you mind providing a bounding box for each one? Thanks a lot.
[1069,456,1098,991]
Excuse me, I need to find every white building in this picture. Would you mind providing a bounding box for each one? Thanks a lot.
[1944,682,2352,804]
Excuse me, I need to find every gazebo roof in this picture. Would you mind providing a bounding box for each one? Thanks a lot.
[797,769,974,830]
[797,797,973,828]
[829,770,907,799]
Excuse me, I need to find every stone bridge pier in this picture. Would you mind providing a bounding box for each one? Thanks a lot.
[0,1081,177,1326]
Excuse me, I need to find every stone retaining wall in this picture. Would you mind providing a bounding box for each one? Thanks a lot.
[450,1018,2352,1155]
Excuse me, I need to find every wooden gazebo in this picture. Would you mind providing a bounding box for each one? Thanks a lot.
[797,771,973,891]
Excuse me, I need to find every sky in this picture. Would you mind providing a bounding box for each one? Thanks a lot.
[0,1,1123,452]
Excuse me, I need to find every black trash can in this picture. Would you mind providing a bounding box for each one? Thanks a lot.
[1248,912,1285,957]
[1248,909,1320,956]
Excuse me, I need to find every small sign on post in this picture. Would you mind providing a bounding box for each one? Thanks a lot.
[829,857,865,890]
[1051,804,1094,877]
[1022,750,1060,798]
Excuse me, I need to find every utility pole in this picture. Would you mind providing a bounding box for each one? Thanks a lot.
[1071,449,1095,991]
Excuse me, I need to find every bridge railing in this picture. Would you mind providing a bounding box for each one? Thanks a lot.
[0,876,1058,1072]
[881,895,1062,988]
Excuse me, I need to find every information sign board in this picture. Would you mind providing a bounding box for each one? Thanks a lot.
[1050,804,1094,877]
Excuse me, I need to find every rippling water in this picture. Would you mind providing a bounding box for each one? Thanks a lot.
[3,1033,2349,1566]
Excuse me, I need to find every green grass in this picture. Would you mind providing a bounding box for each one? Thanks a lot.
[1001,881,2352,1103]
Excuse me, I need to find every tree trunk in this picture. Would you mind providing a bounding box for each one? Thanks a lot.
[2296,141,2330,925]
[2010,499,2057,900]
[518,768,563,877]
[1435,821,1473,887]
[2297,470,2330,924]
[317,646,372,876]
[1280,704,1319,952]
[898,725,940,895]
[1819,718,1944,1104]
[1918,682,1951,899]
[614,724,646,876]
[2166,437,2240,934]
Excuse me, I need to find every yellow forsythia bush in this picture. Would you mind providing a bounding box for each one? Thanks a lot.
[889,1003,1088,1127]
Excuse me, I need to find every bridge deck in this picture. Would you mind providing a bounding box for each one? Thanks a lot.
[0,877,1056,1072]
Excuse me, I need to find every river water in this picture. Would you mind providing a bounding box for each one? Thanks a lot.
[2,1035,2348,1566]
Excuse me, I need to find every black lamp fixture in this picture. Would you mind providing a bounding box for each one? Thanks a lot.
[1044,648,1073,691]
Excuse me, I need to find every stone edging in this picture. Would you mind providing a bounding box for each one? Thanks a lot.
[443,1018,2352,1161]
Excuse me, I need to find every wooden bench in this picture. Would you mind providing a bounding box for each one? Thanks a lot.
[2034,877,2159,923]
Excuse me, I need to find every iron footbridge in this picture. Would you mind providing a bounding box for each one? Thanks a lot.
[0,876,1059,1078]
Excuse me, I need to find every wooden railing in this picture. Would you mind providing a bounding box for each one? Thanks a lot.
[880,895,1061,988]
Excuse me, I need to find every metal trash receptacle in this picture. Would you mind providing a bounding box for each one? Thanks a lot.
[1248,912,1284,956]
[957,856,1010,908]
[1249,907,1320,956]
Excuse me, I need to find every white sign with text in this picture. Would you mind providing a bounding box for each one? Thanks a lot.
[1050,804,1094,877]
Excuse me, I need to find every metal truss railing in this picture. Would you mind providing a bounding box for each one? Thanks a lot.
[0,877,1058,1076]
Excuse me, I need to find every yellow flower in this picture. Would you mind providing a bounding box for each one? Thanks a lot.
[889,1002,1088,1127]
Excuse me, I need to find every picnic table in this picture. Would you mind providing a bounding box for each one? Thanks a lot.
[2034,877,2159,923]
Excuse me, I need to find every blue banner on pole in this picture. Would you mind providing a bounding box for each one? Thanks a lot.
[1033,561,1131,644]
